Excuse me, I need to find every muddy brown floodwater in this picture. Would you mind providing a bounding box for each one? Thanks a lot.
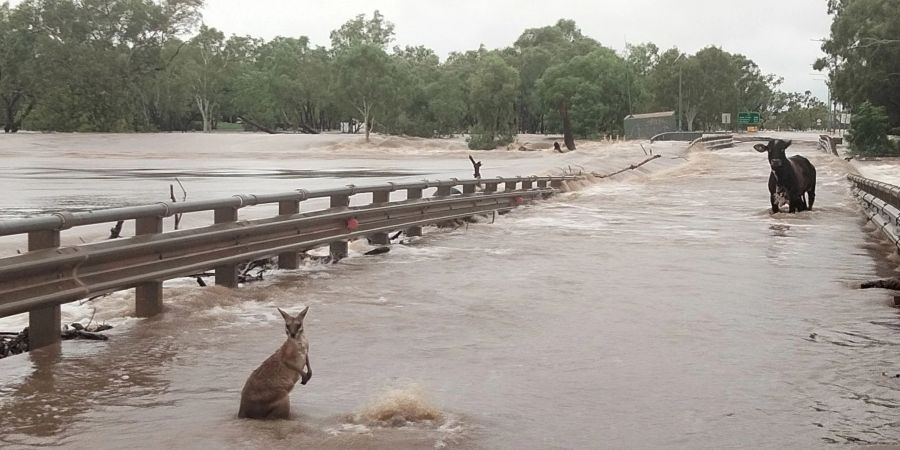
[1,133,899,449]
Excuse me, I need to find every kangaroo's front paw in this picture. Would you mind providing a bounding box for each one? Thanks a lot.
[301,372,312,385]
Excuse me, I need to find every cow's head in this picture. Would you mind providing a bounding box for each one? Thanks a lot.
[754,139,792,169]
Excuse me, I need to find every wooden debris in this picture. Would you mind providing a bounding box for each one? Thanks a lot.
[860,278,900,290]
[1,323,114,359]
[364,247,391,256]
[592,155,662,179]
[468,155,482,179]
[109,220,124,239]
[238,115,281,134]
[239,258,275,283]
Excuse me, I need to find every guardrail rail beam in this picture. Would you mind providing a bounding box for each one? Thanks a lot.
[0,175,581,350]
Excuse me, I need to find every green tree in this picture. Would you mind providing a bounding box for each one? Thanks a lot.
[647,46,778,131]
[181,25,230,132]
[10,0,203,131]
[334,44,397,141]
[0,2,37,132]
[646,48,686,124]
[846,101,896,156]
[425,72,467,136]
[467,54,519,149]
[387,45,440,137]
[817,0,900,128]
[767,90,828,130]
[625,42,659,114]
[330,10,394,51]
[241,38,333,132]
[510,19,601,134]
[538,48,629,148]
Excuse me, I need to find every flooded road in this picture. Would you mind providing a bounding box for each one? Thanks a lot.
[1,134,900,449]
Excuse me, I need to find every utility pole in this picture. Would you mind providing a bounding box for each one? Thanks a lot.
[679,67,683,131]
[674,53,684,131]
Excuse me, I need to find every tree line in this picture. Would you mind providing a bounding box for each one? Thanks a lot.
[1,1,830,149]
[817,0,899,156]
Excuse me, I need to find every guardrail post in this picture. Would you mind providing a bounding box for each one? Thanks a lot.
[522,179,533,190]
[369,191,391,245]
[484,182,498,193]
[214,207,239,288]
[406,188,423,237]
[330,194,350,261]
[436,185,452,196]
[550,180,563,189]
[27,230,62,349]
[135,217,164,317]
[463,184,477,194]
[505,181,518,192]
[537,180,548,188]
[277,200,301,270]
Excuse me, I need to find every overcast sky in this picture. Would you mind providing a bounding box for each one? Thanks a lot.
[202,0,833,102]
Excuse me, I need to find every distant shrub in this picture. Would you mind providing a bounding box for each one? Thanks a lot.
[847,102,898,156]
[466,131,514,150]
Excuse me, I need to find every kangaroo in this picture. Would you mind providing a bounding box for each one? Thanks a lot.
[238,307,311,420]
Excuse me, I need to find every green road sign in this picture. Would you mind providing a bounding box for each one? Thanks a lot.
[738,112,761,125]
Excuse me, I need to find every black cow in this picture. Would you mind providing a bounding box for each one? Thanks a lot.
[754,139,816,213]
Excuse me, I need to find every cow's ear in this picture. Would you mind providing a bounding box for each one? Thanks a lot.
[753,144,768,153]
[783,139,792,149]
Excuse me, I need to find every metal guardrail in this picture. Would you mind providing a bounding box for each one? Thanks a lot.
[848,174,900,251]
[818,134,840,156]
[689,134,734,150]
[650,131,702,143]
[0,175,580,349]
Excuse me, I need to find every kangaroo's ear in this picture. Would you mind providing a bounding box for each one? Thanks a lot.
[753,143,768,153]
[783,139,792,149]
[278,308,291,322]
[297,305,309,321]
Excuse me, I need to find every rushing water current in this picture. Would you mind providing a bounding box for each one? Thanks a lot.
[1,133,899,449]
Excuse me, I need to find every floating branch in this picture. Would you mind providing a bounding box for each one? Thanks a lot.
[592,155,662,179]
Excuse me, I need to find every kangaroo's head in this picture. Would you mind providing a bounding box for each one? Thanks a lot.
[278,306,309,340]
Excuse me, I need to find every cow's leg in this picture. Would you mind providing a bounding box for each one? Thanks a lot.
[807,188,815,210]
[768,174,779,214]
[789,195,806,213]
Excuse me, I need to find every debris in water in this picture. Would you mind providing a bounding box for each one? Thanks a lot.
[0,322,114,359]
[364,247,390,256]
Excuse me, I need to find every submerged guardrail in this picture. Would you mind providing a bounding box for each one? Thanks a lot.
[650,131,702,143]
[818,134,840,156]
[848,174,900,252]
[0,175,581,349]
[689,134,734,150]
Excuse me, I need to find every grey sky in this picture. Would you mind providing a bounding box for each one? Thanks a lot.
[203,0,833,103]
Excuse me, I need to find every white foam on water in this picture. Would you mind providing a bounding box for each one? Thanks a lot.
[858,163,900,185]
[351,383,444,426]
